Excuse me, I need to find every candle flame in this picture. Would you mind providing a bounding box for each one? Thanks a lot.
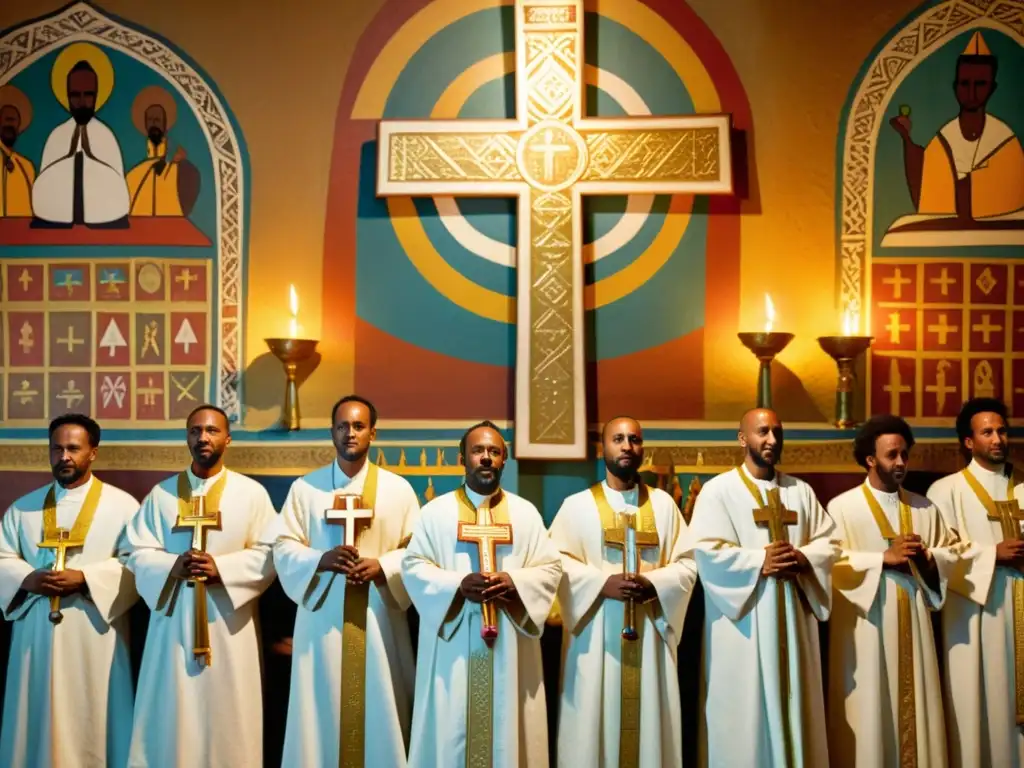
[764,293,775,333]
[841,304,860,336]
[289,284,299,338]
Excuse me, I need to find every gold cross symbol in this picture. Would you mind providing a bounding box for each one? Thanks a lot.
[172,374,201,403]
[971,313,1002,345]
[56,380,84,409]
[138,376,164,407]
[529,128,571,182]
[752,487,798,542]
[17,322,33,353]
[175,268,198,291]
[883,358,912,414]
[14,380,38,405]
[17,268,32,292]
[929,267,957,296]
[56,326,85,354]
[927,313,959,346]
[58,272,82,297]
[925,360,957,413]
[886,311,911,344]
[883,267,912,300]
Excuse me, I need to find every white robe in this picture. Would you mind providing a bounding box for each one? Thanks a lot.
[125,467,276,768]
[683,466,839,768]
[32,116,129,224]
[273,461,420,766]
[927,460,1024,767]
[401,486,562,768]
[827,482,957,768]
[550,482,696,768]
[0,475,139,768]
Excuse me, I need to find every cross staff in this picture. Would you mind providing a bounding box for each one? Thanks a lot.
[605,514,659,641]
[38,527,85,625]
[990,496,1024,725]
[458,518,513,644]
[753,487,798,542]
[325,494,374,547]
[991,499,1024,542]
[173,494,221,666]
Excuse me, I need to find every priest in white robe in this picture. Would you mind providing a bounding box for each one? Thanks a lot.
[402,421,562,768]
[927,397,1024,767]
[125,405,276,768]
[684,408,839,768]
[32,60,129,227]
[550,416,696,768]
[0,414,138,768]
[828,414,958,767]
[274,395,420,766]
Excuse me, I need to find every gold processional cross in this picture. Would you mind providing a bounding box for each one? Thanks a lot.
[458,514,514,644]
[174,495,222,666]
[38,527,85,625]
[991,497,1024,725]
[604,514,659,640]
[377,0,733,458]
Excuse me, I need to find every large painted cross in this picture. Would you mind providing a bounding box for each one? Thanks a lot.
[377,0,733,458]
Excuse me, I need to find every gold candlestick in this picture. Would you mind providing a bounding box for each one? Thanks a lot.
[737,332,794,410]
[265,338,319,430]
[817,335,873,428]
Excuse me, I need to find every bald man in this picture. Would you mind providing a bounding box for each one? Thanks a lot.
[550,417,697,768]
[684,409,839,768]
[401,421,562,768]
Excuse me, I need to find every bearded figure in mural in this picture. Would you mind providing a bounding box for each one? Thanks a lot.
[31,42,131,229]
[885,31,1024,246]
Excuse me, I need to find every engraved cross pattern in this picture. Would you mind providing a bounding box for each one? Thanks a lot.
[752,487,797,542]
[175,495,222,555]
[325,495,374,547]
[604,523,659,576]
[990,498,1024,542]
[376,0,733,458]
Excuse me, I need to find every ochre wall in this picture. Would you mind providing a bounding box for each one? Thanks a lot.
[0,0,920,428]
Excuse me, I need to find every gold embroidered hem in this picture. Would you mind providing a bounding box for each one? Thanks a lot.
[960,466,1024,726]
[861,484,918,767]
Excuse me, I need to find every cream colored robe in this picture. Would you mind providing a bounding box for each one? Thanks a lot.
[125,467,276,768]
[0,476,139,768]
[684,466,839,768]
[550,482,696,768]
[827,482,958,768]
[273,461,420,766]
[401,486,562,768]
[928,460,1024,767]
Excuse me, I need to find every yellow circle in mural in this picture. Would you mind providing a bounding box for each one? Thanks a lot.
[50,42,115,112]
[137,263,163,295]
[516,121,589,193]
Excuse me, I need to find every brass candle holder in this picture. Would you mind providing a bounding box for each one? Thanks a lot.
[737,332,794,410]
[265,338,319,430]
[817,335,873,429]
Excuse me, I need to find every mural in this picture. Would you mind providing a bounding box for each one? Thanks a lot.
[0,2,248,432]
[837,0,1024,424]
[321,0,750,433]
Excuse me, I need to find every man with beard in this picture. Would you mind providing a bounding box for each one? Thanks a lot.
[402,421,562,768]
[927,397,1024,767]
[0,414,139,767]
[827,414,957,767]
[549,416,697,768]
[273,395,420,766]
[125,85,200,217]
[0,84,36,217]
[684,408,839,767]
[126,404,276,767]
[32,45,130,228]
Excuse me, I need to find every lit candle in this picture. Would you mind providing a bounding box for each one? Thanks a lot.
[764,293,776,333]
[841,306,859,336]
[288,284,300,338]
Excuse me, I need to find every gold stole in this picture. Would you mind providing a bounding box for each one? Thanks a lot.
[175,471,227,666]
[861,485,918,767]
[591,482,659,768]
[335,462,379,768]
[736,468,796,767]
[455,486,510,768]
[960,466,1024,726]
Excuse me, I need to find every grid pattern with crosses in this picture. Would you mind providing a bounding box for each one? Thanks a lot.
[869,258,1024,422]
[1,258,212,426]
